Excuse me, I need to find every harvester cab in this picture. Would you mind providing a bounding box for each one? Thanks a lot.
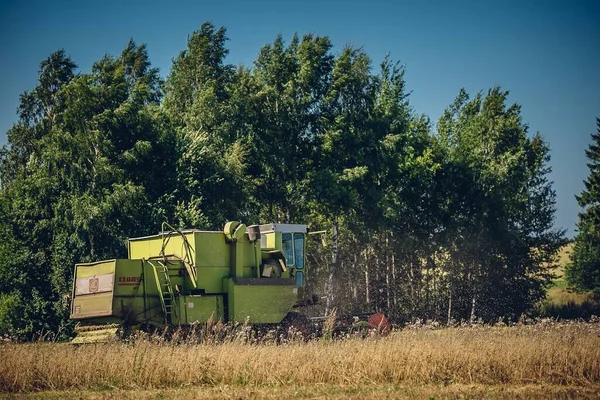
[70,221,310,342]
[258,223,307,287]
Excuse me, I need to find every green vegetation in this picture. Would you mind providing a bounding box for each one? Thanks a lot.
[540,243,600,319]
[0,22,566,340]
[566,118,600,296]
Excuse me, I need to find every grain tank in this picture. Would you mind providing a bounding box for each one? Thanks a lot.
[70,222,308,341]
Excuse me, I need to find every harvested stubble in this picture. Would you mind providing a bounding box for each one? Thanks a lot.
[1,321,599,393]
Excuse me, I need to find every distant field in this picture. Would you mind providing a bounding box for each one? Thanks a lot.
[2,321,599,399]
[554,242,573,277]
[543,243,599,317]
[546,242,585,304]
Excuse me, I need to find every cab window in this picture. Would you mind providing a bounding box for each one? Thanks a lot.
[294,234,304,269]
[282,233,294,266]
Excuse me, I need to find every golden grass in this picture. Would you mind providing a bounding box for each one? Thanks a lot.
[10,383,600,399]
[553,242,574,279]
[2,322,599,394]
[546,286,593,306]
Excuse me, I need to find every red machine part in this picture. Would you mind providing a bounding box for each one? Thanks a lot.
[368,313,391,336]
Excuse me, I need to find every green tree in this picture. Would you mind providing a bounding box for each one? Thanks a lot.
[0,24,571,338]
[566,118,600,295]
[249,33,334,223]
[436,87,564,321]
[310,46,376,314]
[0,41,171,339]
[0,50,78,339]
[164,22,251,228]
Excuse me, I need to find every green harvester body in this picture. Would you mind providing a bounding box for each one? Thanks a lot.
[70,222,308,342]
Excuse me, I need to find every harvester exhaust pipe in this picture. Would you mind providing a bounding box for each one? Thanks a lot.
[224,221,247,278]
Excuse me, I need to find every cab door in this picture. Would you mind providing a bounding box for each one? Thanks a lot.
[281,232,306,286]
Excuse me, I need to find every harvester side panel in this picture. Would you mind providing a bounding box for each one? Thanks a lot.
[191,231,261,290]
[178,295,224,324]
[194,231,236,292]
[128,232,196,262]
[225,277,298,323]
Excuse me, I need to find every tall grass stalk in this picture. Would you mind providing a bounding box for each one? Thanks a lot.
[1,321,599,393]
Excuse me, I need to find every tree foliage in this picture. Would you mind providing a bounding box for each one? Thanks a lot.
[0,42,171,339]
[566,118,600,295]
[0,24,566,339]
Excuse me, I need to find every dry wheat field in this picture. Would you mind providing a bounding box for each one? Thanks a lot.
[2,319,600,399]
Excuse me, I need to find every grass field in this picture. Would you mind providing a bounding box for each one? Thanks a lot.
[3,243,599,399]
[6,383,600,399]
[2,320,600,399]
[546,243,581,302]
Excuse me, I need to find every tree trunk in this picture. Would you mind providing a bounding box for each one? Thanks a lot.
[90,231,95,260]
[447,283,452,324]
[324,215,339,316]
[352,248,358,312]
[375,236,381,312]
[392,237,397,308]
[470,294,477,323]
[386,233,391,311]
[424,261,429,315]
[470,262,477,323]
[364,243,370,305]
[365,266,370,304]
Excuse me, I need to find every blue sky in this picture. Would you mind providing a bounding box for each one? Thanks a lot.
[0,0,598,236]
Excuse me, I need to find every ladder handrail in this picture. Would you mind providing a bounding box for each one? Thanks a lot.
[170,255,198,289]
[160,222,198,286]
[147,259,177,325]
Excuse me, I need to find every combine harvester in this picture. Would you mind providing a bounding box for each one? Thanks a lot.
[70,221,390,343]
[70,222,313,342]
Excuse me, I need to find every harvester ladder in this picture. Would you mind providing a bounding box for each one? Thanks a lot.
[148,260,177,324]
[160,222,198,288]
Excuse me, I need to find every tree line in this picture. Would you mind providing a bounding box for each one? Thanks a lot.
[0,22,566,339]
[566,118,600,297]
